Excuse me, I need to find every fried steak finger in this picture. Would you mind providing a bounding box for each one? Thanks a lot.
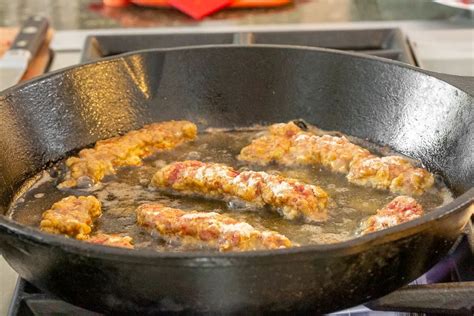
[87,233,134,249]
[347,156,434,196]
[59,120,197,189]
[151,161,328,222]
[239,121,433,195]
[40,196,102,240]
[360,196,424,235]
[136,203,292,251]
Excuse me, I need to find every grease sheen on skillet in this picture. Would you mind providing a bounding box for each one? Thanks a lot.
[8,125,452,252]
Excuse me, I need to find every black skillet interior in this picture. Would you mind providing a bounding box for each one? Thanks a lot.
[0,45,472,314]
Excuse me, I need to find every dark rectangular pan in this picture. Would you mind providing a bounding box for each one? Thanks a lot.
[0,45,472,314]
[81,28,415,65]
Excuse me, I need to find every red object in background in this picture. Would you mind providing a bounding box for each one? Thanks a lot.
[102,0,292,19]
[131,0,291,7]
[168,0,232,19]
[228,0,291,7]
[104,0,291,8]
[103,0,132,6]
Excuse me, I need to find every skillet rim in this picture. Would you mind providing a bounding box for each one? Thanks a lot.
[0,44,472,263]
[1,44,472,96]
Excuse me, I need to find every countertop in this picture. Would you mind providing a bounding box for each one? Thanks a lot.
[0,0,472,30]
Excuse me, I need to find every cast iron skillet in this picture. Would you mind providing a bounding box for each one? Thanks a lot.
[0,45,472,314]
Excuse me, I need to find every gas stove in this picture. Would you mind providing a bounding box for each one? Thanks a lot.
[2,25,474,316]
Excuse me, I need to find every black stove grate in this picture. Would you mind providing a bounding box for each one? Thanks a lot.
[8,281,100,316]
[80,28,416,65]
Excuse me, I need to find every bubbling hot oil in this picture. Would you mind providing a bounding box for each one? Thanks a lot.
[8,129,452,251]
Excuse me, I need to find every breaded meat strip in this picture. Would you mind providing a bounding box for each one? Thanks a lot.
[40,196,102,240]
[151,161,328,222]
[136,203,292,251]
[239,122,433,195]
[237,122,303,165]
[239,121,370,171]
[59,120,197,189]
[87,233,134,249]
[347,156,434,196]
[360,196,424,235]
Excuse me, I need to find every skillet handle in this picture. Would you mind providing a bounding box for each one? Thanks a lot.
[9,16,49,58]
[422,71,474,96]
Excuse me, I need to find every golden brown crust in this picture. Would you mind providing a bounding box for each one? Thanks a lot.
[239,122,433,195]
[136,203,292,251]
[347,156,434,196]
[360,196,424,235]
[40,196,102,240]
[151,161,328,222]
[59,120,197,189]
[239,122,372,172]
[87,233,134,249]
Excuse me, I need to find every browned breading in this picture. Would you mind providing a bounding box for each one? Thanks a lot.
[59,120,197,189]
[288,134,372,172]
[40,196,102,240]
[347,156,434,196]
[238,133,294,165]
[136,203,293,251]
[87,233,134,249]
[151,161,328,222]
[360,196,424,235]
[239,122,372,172]
[238,122,307,166]
[239,122,433,195]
